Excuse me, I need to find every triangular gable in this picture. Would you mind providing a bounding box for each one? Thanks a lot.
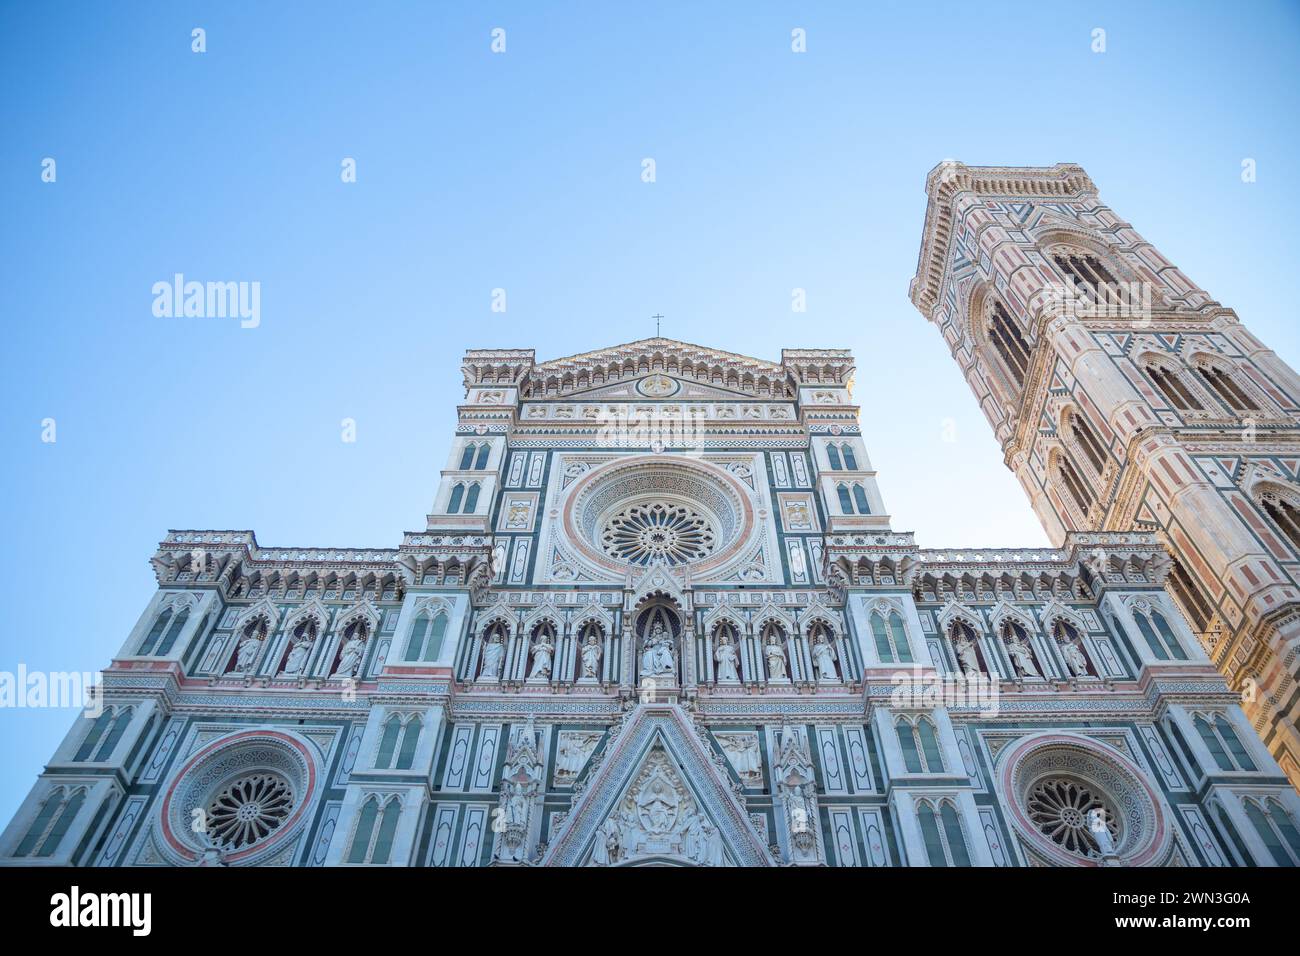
[532,337,784,376]
[546,375,778,402]
[541,704,773,867]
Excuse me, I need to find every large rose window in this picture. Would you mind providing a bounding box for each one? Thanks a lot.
[1026,777,1119,858]
[560,457,757,578]
[158,730,317,865]
[999,733,1171,867]
[601,502,716,566]
[205,771,296,850]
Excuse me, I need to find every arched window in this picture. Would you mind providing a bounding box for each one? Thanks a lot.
[459,444,476,470]
[1196,363,1260,412]
[474,444,491,470]
[1243,798,1300,866]
[395,717,421,770]
[14,786,87,858]
[1166,559,1213,635]
[347,796,379,863]
[463,484,481,513]
[1130,605,1187,661]
[1052,251,1119,295]
[852,484,871,514]
[836,483,853,514]
[1258,489,1300,552]
[841,444,858,470]
[987,300,1031,388]
[1144,361,1203,411]
[917,799,971,867]
[869,609,912,663]
[73,710,113,762]
[73,707,132,764]
[347,794,404,865]
[826,444,842,470]
[90,707,133,762]
[1067,412,1107,476]
[376,715,402,769]
[1192,713,1255,772]
[447,483,465,514]
[1055,452,1094,517]
[405,610,448,662]
[156,607,190,656]
[896,717,944,773]
[137,608,172,655]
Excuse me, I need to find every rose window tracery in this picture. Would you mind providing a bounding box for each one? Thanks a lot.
[601,502,716,566]
[205,771,295,850]
[1026,777,1119,858]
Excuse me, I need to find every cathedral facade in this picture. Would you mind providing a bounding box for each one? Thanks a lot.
[5,166,1300,868]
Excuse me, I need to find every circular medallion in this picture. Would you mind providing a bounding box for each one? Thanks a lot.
[637,375,679,397]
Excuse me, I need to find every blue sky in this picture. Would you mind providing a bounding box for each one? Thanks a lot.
[1,1,1298,821]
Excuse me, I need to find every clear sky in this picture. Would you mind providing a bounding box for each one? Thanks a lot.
[1,1,1298,822]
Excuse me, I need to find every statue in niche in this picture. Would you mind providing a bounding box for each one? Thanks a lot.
[1060,637,1090,677]
[280,628,314,676]
[954,633,982,676]
[765,633,788,680]
[640,620,675,679]
[480,633,505,680]
[1004,627,1040,678]
[333,631,366,679]
[529,633,553,680]
[232,628,262,673]
[811,635,838,683]
[714,632,740,683]
[580,631,602,679]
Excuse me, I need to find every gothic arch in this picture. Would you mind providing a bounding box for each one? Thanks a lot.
[988,599,1036,634]
[571,604,615,635]
[282,599,330,638]
[1134,349,1212,412]
[1035,228,1140,289]
[1183,349,1269,414]
[335,599,380,638]
[476,610,517,641]
[521,602,564,635]
[701,604,746,635]
[1039,599,1088,636]
[935,600,982,635]
[967,281,1034,404]
[1047,445,1093,524]
[232,598,281,636]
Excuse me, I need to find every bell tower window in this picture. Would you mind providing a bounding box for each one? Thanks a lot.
[988,300,1031,388]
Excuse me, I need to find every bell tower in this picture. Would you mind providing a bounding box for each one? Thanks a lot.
[910,161,1300,788]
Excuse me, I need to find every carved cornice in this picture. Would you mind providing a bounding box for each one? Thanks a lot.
[910,162,1098,318]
